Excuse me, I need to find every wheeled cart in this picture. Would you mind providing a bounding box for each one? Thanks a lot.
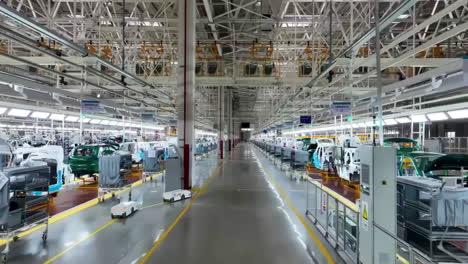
[0,165,52,263]
[142,148,166,183]
[97,154,132,203]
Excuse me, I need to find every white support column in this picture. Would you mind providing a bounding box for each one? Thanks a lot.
[177,0,196,189]
[228,88,233,151]
[218,86,225,159]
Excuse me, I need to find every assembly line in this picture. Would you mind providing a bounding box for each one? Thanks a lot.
[0,0,468,263]
[252,133,468,263]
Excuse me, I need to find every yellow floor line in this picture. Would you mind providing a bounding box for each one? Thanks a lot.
[138,163,224,264]
[44,200,167,264]
[262,168,336,264]
[0,172,163,246]
[142,202,165,210]
[43,219,118,264]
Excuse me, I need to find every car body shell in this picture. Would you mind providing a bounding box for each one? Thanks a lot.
[69,144,118,176]
[10,145,65,194]
[312,138,335,170]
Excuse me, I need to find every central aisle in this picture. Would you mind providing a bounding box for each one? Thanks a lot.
[143,143,336,264]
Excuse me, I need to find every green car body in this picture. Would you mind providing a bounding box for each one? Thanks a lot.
[69,144,118,176]
[383,138,445,177]
[396,151,445,177]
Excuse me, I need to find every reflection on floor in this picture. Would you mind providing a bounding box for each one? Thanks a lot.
[50,187,97,215]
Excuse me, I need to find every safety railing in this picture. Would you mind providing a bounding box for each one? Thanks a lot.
[374,223,434,264]
[305,179,359,262]
[305,178,436,264]
[431,137,468,153]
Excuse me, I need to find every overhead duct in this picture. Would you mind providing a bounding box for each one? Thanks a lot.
[195,62,204,75]
[299,63,313,76]
[207,62,218,75]
[21,88,58,104]
[245,63,258,76]
[0,83,23,98]
[0,3,172,100]
[56,96,80,108]
[264,63,275,76]
[355,59,467,111]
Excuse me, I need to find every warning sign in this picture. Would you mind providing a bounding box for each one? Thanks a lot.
[321,192,327,213]
[361,201,369,231]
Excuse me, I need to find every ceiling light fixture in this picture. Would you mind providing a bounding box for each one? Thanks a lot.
[31,111,50,119]
[411,114,427,122]
[396,117,411,123]
[447,109,468,119]
[90,119,102,124]
[49,114,65,120]
[427,112,448,121]
[383,119,397,125]
[7,108,31,117]
[65,116,80,122]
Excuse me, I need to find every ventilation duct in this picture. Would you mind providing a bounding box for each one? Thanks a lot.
[245,63,258,76]
[195,62,204,75]
[207,62,218,75]
[264,63,275,76]
[300,63,313,76]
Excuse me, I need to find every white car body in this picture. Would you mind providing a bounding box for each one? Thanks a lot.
[336,148,361,182]
[119,142,142,163]
[111,201,142,218]
[163,189,192,202]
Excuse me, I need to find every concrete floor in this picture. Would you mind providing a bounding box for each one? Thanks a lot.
[5,143,343,264]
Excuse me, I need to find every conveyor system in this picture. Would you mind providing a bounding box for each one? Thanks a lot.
[397,176,468,263]
[280,147,292,170]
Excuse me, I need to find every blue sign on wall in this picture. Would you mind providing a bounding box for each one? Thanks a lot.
[300,115,312,124]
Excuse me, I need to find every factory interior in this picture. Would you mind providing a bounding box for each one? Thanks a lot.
[0,0,466,263]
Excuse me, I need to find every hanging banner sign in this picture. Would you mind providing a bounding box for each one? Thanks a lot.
[300,115,312,124]
[141,113,155,122]
[81,100,104,113]
[331,102,352,116]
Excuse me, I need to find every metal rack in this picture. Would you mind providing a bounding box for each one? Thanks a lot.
[289,149,308,180]
[97,154,132,202]
[397,176,468,263]
[142,148,165,182]
[0,165,52,263]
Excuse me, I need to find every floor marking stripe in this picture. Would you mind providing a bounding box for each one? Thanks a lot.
[0,173,164,246]
[138,162,224,264]
[43,219,118,264]
[258,156,336,264]
[142,202,165,210]
[43,201,166,263]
